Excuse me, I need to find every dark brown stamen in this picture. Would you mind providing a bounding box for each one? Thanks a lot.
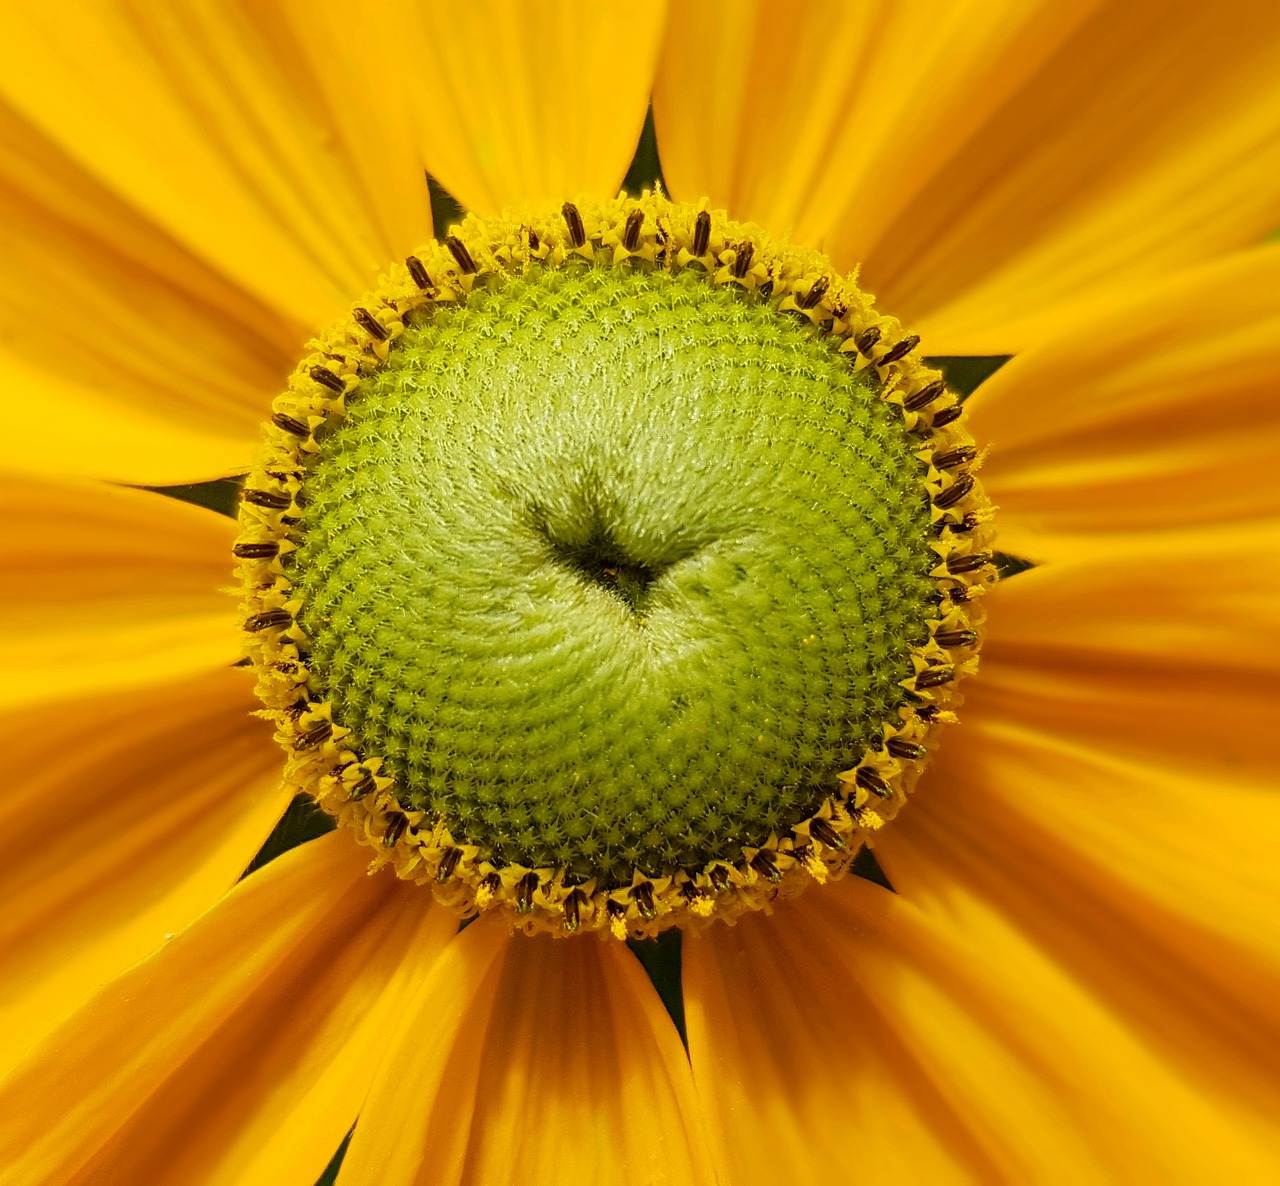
[731,241,754,279]
[405,255,432,290]
[445,235,477,274]
[904,379,946,412]
[946,551,991,576]
[750,849,782,883]
[244,608,292,632]
[935,628,979,647]
[886,737,928,760]
[934,474,975,509]
[709,864,731,893]
[383,812,408,847]
[233,541,279,559]
[563,889,586,933]
[854,326,882,355]
[622,209,644,252]
[879,334,920,365]
[809,817,846,852]
[931,404,963,429]
[797,276,829,310]
[561,202,586,248]
[915,665,956,690]
[855,767,893,799]
[242,489,291,510]
[295,720,333,750]
[353,308,388,342]
[347,774,376,800]
[515,872,539,914]
[435,847,462,883]
[309,365,345,393]
[272,413,310,437]
[934,446,976,470]
[526,227,540,252]
[692,210,711,256]
[632,881,657,920]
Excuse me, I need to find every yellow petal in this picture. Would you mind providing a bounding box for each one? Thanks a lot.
[341,922,714,1186]
[0,100,297,484]
[968,245,1280,560]
[387,0,667,214]
[653,1,1280,353]
[685,875,1280,1184]
[0,833,454,1186]
[0,666,291,1078]
[0,473,241,712]
[0,3,430,333]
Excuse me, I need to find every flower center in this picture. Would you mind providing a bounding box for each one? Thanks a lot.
[237,195,994,938]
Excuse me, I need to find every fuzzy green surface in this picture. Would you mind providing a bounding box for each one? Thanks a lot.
[292,262,933,884]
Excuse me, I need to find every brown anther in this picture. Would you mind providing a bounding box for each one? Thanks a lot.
[681,879,704,903]
[526,227,540,252]
[797,276,829,310]
[242,489,291,510]
[946,551,992,575]
[405,255,432,290]
[934,446,976,470]
[383,812,409,847]
[605,898,628,922]
[855,767,893,799]
[244,608,292,632]
[887,737,928,760]
[757,279,775,299]
[295,719,333,751]
[904,379,947,412]
[750,849,782,883]
[915,665,956,690]
[731,241,754,279]
[916,704,940,722]
[561,202,586,248]
[931,404,964,429]
[809,817,846,852]
[353,308,389,342]
[854,326,882,355]
[445,234,478,274]
[879,334,921,365]
[949,512,980,534]
[272,413,310,437]
[692,209,711,257]
[563,889,586,934]
[708,864,732,892]
[515,872,539,914]
[232,541,279,559]
[480,872,501,900]
[933,474,975,509]
[622,209,644,252]
[435,847,462,883]
[347,774,376,800]
[935,628,980,647]
[309,365,345,393]
[632,880,658,920]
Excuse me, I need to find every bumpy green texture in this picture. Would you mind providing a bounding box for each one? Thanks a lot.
[293,262,934,884]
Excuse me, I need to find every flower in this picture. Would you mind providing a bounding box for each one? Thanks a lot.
[3,3,1280,1184]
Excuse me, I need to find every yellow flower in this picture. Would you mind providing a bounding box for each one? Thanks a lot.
[3,3,1280,1184]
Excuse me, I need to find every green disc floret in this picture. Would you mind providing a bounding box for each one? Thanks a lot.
[291,260,934,885]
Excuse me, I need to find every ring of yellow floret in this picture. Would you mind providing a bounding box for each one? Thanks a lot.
[236,191,996,940]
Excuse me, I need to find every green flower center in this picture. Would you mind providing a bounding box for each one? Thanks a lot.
[291,260,934,884]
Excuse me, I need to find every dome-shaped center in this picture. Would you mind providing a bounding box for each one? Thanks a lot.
[290,261,934,885]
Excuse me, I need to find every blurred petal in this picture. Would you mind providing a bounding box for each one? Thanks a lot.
[390,0,667,214]
[0,100,297,484]
[969,245,1280,560]
[0,474,241,712]
[654,0,1280,352]
[0,667,289,1077]
[0,2,430,331]
[342,922,713,1186]
[0,834,454,1186]
[685,874,1280,1184]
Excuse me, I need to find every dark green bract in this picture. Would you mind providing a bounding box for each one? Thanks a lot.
[293,262,934,884]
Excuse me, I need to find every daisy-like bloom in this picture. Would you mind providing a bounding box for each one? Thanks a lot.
[3,3,1280,1184]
